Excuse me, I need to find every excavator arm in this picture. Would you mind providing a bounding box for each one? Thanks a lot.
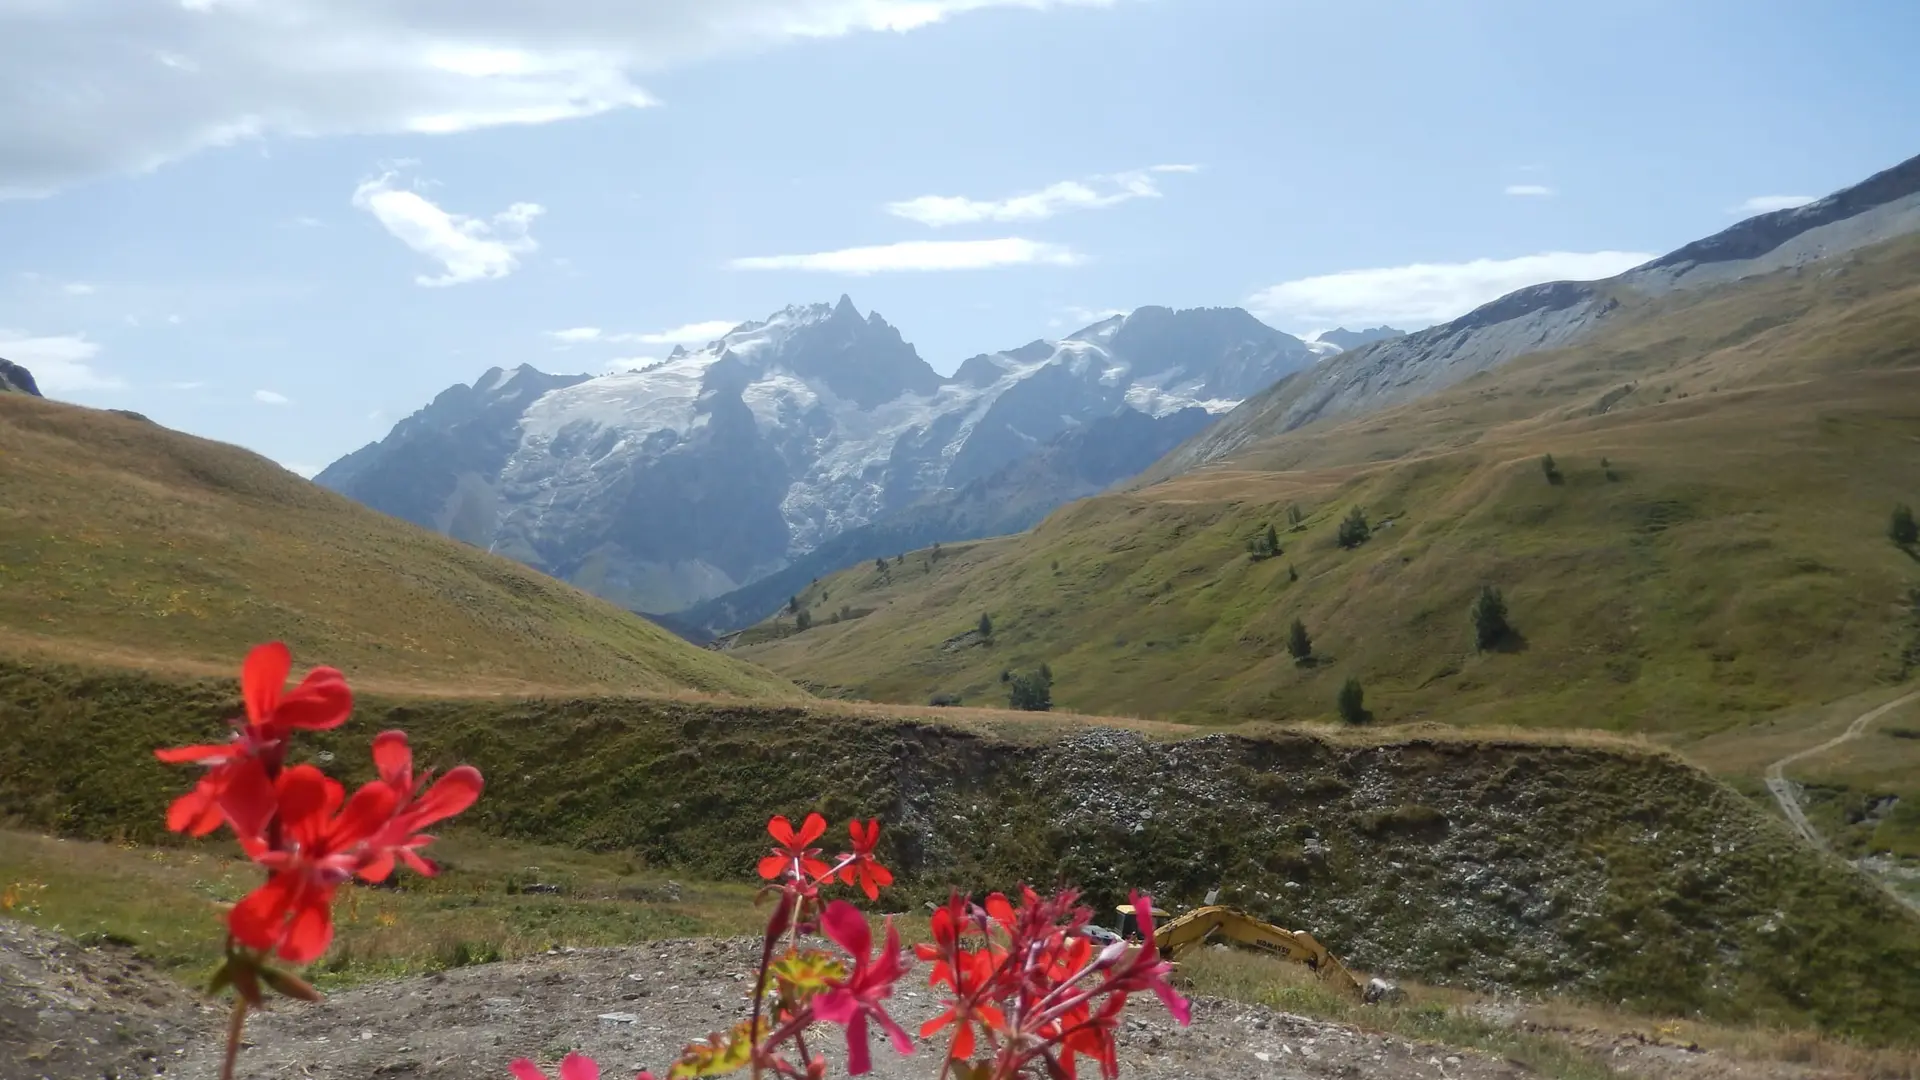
[1119,904,1368,1000]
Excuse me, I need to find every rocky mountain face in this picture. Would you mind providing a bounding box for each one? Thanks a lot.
[1149,150,1920,480]
[319,300,1318,614]
[666,403,1217,639]
[1313,325,1405,351]
[0,358,40,396]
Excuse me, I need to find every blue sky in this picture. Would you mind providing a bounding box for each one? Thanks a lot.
[2,0,1916,477]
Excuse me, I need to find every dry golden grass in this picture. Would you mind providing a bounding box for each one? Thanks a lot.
[0,394,800,700]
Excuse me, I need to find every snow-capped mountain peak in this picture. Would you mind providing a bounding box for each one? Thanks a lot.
[318,299,1317,614]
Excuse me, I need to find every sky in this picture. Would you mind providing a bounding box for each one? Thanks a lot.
[2,0,1917,478]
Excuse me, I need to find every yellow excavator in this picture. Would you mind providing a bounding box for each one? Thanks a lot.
[1114,903,1396,1004]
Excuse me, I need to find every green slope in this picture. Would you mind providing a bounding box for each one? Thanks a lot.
[736,232,1920,731]
[0,393,800,699]
[3,658,1918,1041]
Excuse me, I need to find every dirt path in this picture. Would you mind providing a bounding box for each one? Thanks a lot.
[1762,689,1919,850]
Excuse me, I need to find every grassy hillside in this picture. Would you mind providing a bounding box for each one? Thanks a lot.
[0,393,799,699]
[736,233,1920,734]
[3,658,1918,1041]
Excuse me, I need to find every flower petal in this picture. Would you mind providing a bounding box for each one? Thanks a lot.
[228,872,299,952]
[843,1011,873,1076]
[507,1060,549,1080]
[165,781,224,836]
[273,765,339,848]
[273,667,353,731]
[331,781,400,848]
[217,758,279,843]
[767,815,797,846]
[821,900,871,963]
[276,884,338,964]
[372,730,412,789]
[154,742,236,764]
[404,766,482,829]
[558,1053,600,1080]
[241,642,291,725]
[797,812,827,846]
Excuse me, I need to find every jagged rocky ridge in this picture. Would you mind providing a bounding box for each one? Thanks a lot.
[1148,149,1920,480]
[319,302,1321,614]
[0,357,40,396]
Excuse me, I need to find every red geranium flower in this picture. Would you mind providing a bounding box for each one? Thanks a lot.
[1098,891,1191,1026]
[153,642,352,839]
[228,765,397,963]
[757,813,831,882]
[359,730,484,881]
[836,818,894,901]
[509,1054,614,1080]
[812,901,913,1076]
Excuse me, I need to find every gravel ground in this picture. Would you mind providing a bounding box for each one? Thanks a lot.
[0,920,217,1080]
[180,939,1527,1080]
[0,921,1866,1080]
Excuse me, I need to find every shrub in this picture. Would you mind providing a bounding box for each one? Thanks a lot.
[1541,454,1563,485]
[1287,503,1305,527]
[978,612,993,638]
[1287,618,1313,662]
[1471,585,1511,650]
[1892,503,1918,546]
[1337,677,1366,724]
[1008,667,1053,711]
[1337,506,1371,549]
[796,609,813,631]
[1288,564,1299,582]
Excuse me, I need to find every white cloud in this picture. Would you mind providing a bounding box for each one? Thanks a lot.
[1248,251,1656,332]
[887,164,1195,227]
[254,389,290,405]
[548,319,737,347]
[603,356,665,373]
[281,462,321,479]
[1064,305,1129,325]
[732,238,1083,274]
[352,172,543,286]
[0,1,1114,196]
[633,319,738,345]
[0,329,123,392]
[1733,194,1817,215]
[63,281,97,295]
[1503,184,1554,197]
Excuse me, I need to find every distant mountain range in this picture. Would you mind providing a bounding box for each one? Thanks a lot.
[318,301,1334,622]
[1148,150,1920,480]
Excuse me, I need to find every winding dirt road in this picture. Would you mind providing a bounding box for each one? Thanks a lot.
[1763,689,1919,850]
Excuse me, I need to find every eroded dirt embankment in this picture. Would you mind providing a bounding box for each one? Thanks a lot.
[5,662,1920,1041]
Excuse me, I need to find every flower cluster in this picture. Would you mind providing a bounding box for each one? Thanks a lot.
[916,887,1188,1079]
[519,814,1189,1080]
[156,643,482,1077]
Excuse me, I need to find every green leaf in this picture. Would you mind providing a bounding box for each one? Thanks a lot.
[768,949,847,998]
[665,1018,766,1079]
[261,966,324,1003]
